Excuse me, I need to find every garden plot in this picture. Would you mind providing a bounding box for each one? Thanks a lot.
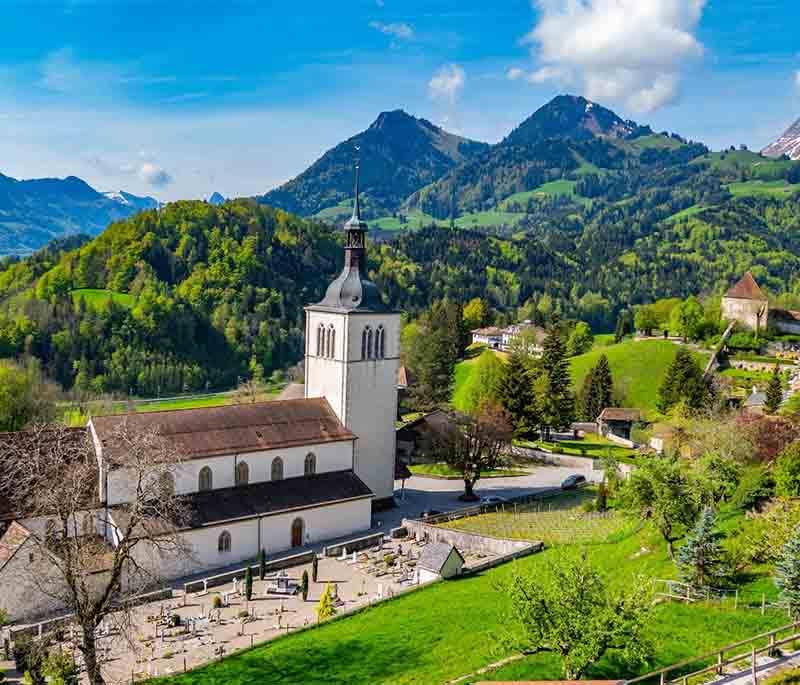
[443,488,637,546]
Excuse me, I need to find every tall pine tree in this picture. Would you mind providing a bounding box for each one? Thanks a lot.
[537,327,574,439]
[776,524,800,618]
[765,364,783,415]
[657,347,709,414]
[408,302,458,410]
[578,355,614,421]
[676,507,727,588]
[497,351,538,438]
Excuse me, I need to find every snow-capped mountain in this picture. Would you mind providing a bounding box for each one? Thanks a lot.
[102,190,160,211]
[762,117,800,160]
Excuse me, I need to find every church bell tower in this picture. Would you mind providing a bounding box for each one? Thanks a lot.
[303,156,400,506]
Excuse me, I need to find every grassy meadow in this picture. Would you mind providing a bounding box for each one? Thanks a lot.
[153,508,785,685]
[70,288,135,309]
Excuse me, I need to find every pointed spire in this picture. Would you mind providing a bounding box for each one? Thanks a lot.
[345,146,367,231]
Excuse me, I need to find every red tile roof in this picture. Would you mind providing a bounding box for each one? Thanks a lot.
[91,399,355,461]
[724,272,766,301]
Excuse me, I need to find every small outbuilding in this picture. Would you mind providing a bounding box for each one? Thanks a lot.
[596,408,641,442]
[418,542,464,582]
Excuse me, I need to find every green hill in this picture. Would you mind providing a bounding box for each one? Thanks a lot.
[570,339,709,415]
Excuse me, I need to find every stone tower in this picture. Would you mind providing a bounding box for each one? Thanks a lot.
[303,159,400,506]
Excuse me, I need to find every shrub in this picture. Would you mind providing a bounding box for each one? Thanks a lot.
[776,442,800,497]
[169,613,181,628]
[301,570,309,601]
[212,595,223,609]
[312,555,319,583]
[730,466,775,510]
[238,610,249,619]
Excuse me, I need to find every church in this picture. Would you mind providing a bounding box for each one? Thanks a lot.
[0,164,401,620]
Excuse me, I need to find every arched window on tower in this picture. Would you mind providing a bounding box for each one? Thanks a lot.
[362,326,371,359]
[316,323,324,357]
[271,457,284,481]
[304,452,316,476]
[327,325,335,358]
[198,466,213,492]
[376,325,385,359]
[367,327,374,359]
[218,530,232,554]
[235,461,249,487]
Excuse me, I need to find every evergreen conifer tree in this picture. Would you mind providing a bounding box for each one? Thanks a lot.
[676,507,727,588]
[765,365,783,415]
[301,570,309,601]
[497,351,537,437]
[258,548,266,580]
[775,524,800,618]
[538,327,574,439]
[657,347,709,414]
[244,566,253,601]
[577,367,596,422]
[316,583,337,621]
[578,355,614,421]
[312,554,319,583]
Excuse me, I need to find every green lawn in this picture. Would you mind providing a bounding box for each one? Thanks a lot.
[570,340,709,416]
[529,434,638,462]
[727,180,799,198]
[444,487,637,545]
[70,288,135,309]
[153,519,784,685]
[409,462,528,479]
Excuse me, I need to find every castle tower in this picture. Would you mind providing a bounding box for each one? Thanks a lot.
[304,158,400,505]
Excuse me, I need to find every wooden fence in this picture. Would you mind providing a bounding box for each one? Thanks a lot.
[624,621,800,685]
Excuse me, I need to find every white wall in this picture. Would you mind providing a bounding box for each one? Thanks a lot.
[304,308,400,502]
[129,497,372,581]
[105,440,355,506]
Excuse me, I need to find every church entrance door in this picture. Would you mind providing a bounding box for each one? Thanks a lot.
[291,518,304,548]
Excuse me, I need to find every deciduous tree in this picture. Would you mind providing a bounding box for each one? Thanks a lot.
[503,553,652,679]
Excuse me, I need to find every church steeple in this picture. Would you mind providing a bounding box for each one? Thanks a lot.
[314,152,387,312]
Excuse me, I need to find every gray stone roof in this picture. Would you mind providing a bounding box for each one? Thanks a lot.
[418,542,463,574]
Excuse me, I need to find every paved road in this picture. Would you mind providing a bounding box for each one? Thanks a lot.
[376,461,604,530]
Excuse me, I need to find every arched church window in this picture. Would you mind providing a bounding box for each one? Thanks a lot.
[235,460,249,487]
[271,457,284,481]
[362,326,371,359]
[218,530,232,553]
[377,325,385,359]
[159,471,176,497]
[327,325,335,358]
[199,466,213,492]
[367,327,374,359]
[317,323,324,357]
[304,452,316,476]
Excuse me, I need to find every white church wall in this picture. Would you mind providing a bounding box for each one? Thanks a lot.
[105,440,355,506]
[128,498,372,580]
[304,309,346,416]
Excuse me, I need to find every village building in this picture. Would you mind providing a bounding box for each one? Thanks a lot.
[722,272,800,335]
[417,542,464,582]
[471,326,503,348]
[471,321,547,355]
[596,408,641,443]
[0,163,402,621]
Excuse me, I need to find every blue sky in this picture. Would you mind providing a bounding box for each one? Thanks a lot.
[1,0,799,201]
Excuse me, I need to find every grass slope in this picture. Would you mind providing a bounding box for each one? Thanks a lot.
[452,347,507,411]
[70,288,135,309]
[153,521,783,685]
[570,339,708,415]
[727,180,799,199]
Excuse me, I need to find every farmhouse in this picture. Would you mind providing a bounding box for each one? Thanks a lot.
[0,166,402,621]
[722,272,800,334]
[471,321,547,354]
[597,408,641,443]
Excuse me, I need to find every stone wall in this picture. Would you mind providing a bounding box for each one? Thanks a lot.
[183,550,315,594]
[322,532,384,558]
[401,518,537,558]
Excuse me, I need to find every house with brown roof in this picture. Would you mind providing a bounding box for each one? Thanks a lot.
[722,273,800,335]
[596,408,641,443]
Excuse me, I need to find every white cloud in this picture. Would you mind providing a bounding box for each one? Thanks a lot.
[795,70,800,92]
[506,67,525,81]
[428,64,466,105]
[370,21,415,41]
[137,163,173,188]
[522,0,707,113]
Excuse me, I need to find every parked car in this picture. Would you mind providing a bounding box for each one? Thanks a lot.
[419,509,442,519]
[480,496,509,506]
[561,474,587,490]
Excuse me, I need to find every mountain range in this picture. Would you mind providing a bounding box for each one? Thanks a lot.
[259,109,489,220]
[0,174,157,255]
[762,117,800,160]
